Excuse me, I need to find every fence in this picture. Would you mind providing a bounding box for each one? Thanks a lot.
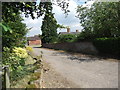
[2,66,10,89]
[0,70,2,90]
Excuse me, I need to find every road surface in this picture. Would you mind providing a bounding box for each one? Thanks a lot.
[33,47,118,88]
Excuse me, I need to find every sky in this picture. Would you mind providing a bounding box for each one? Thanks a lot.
[22,0,94,37]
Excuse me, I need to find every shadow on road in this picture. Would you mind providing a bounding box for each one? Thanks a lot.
[52,51,103,63]
[33,46,41,48]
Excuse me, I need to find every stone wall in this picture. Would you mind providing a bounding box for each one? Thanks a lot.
[42,42,98,55]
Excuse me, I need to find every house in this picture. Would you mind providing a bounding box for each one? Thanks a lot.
[59,28,80,35]
[27,35,42,46]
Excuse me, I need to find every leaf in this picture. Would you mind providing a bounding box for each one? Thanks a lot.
[0,23,8,31]
[0,23,12,33]
[26,4,31,8]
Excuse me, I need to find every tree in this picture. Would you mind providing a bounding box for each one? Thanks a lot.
[2,2,37,22]
[2,2,35,48]
[2,1,70,47]
[76,2,120,40]
[2,1,70,22]
[2,13,28,48]
[41,2,58,43]
[57,24,68,30]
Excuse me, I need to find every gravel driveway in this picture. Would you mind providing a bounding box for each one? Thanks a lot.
[33,47,118,88]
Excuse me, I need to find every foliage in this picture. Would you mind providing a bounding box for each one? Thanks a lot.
[2,1,70,22]
[0,23,12,32]
[41,2,58,44]
[2,1,71,46]
[2,47,28,81]
[13,47,28,58]
[10,54,42,87]
[58,34,77,43]
[26,46,33,52]
[2,3,32,48]
[1,1,70,86]
[38,0,70,17]
[76,2,120,40]
[77,31,95,41]
[57,24,68,30]
[2,2,38,23]
[2,13,28,48]
[93,37,120,55]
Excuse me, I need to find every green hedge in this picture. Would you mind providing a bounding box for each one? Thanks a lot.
[58,34,77,43]
[93,37,120,55]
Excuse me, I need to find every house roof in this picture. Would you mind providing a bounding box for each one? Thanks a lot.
[59,32,80,35]
[27,35,41,41]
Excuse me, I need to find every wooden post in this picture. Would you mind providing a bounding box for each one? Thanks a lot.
[0,70,2,90]
[4,66,10,89]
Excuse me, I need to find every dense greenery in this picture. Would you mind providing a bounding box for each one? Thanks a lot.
[76,2,120,40]
[41,2,58,43]
[2,1,70,46]
[1,1,71,87]
[2,14,28,48]
[58,34,77,43]
[93,37,120,56]
[2,1,70,21]
[76,31,94,41]
[2,2,37,22]
[2,2,35,48]
[76,2,120,56]
[2,47,28,81]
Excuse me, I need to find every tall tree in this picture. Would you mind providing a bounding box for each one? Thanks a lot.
[41,2,58,43]
[2,1,70,47]
[76,2,120,39]
[2,12,28,48]
[2,2,36,48]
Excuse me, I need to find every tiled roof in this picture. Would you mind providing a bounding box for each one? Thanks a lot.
[59,32,80,35]
[27,35,41,41]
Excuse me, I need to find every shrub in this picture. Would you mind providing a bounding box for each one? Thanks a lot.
[26,46,33,52]
[2,47,28,81]
[77,31,95,41]
[13,47,28,58]
[93,37,120,55]
[58,34,77,43]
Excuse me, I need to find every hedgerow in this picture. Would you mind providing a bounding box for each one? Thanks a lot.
[93,37,120,55]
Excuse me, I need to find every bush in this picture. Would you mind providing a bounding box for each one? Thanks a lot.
[13,47,28,58]
[93,37,120,55]
[77,31,95,41]
[58,34,77,43]
[26,46,33,52]
[2,47,28,81]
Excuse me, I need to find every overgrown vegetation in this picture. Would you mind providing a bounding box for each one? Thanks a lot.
[76,2,120,40]
[76,2,120,55]
[93,37,120,56]
[2,47,27,82]
[2,46,42,88]
[58,34,77,43]
[1,1,71,88]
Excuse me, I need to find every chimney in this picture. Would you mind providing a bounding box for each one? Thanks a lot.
[67,28,70,33]
[76,30,79,32]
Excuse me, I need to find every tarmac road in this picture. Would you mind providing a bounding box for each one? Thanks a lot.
[33,47,118,88]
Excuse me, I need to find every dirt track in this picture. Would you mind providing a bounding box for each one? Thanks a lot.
[33,48,118,88]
